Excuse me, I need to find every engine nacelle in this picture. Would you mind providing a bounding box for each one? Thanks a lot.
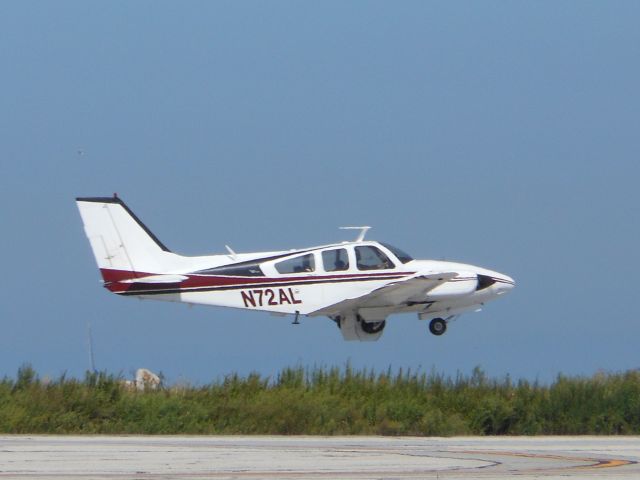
[428,272,477,299]
[337,314,385,341]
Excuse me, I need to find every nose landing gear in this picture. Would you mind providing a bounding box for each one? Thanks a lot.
[429,318,447,336]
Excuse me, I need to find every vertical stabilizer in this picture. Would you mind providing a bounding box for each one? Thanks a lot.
[76,196,171,279]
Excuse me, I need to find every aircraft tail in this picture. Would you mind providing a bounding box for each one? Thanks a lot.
[76,196,177,283]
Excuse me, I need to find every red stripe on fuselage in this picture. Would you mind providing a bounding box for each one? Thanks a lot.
[99,268,412,294]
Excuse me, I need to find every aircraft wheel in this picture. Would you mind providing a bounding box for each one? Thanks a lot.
[361,319,386,334]
[356,314,386,334]
[429,318,447,336]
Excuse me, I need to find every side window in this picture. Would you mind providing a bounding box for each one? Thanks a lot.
[355,245,395,270]
[322,248,349,272]
[275,253,315,274]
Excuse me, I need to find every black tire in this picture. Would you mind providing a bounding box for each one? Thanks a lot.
[429,318,447,336]
[358,315,386,334]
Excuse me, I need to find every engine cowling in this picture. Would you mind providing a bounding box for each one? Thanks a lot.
[427,272,477,299]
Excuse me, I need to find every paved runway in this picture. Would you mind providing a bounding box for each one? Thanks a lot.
[0,435,638,479]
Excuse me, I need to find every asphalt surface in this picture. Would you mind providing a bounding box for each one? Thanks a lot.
[0,435,638,479]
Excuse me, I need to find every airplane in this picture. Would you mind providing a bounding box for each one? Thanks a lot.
[76,195,515,341]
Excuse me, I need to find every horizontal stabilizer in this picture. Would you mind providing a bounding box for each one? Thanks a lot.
[120,274,188,284]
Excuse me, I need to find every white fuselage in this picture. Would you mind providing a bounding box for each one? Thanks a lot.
[77,196,515,340]
[123,244,514,323]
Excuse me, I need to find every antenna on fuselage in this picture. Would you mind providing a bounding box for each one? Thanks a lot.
[340,226,371,242]
[225,245,238,261]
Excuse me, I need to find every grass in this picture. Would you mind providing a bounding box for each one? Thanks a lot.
[1,364,639,435]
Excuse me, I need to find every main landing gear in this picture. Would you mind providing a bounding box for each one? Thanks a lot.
[429,318,447,336]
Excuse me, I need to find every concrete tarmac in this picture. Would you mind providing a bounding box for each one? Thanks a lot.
[0,435,638,479]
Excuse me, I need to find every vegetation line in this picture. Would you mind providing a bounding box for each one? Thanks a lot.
[1,365,639,435]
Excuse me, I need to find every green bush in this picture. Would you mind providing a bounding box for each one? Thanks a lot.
[0,364,639,435]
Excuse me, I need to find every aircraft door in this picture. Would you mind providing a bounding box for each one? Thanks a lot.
[321,248,350,273]
[320,247,351,306]
[355,245,395,270]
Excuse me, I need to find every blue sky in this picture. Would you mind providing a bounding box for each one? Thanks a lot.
[1,1,639,384]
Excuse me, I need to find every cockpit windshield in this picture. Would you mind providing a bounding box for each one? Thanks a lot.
[380,243,413,264]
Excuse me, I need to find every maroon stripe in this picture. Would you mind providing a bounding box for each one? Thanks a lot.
[100,268,413,294]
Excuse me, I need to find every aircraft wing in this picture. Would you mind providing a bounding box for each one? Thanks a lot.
[310,272,458,317]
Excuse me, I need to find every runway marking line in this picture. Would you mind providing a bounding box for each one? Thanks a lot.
[455,449,636,470]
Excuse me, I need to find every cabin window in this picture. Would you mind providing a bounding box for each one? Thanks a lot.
[380,242,414,264]
[275,253,315,274]
[322,248,349,272]
[355,246,395,270]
